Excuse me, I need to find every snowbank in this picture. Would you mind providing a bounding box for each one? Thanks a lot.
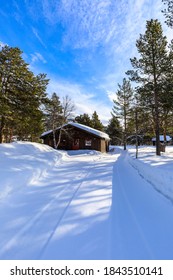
[0,142,63,201]
[127,146,173,201]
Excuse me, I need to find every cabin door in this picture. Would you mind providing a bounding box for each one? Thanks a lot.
[72,139,79,150]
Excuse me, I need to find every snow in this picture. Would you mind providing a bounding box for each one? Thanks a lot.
[0,142,173,260]
[41,122,110,140]
[127,146,173,202]
[152,135,172,142]
[67,122,110,140]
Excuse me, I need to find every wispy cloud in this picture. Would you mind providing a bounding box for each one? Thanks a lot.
[59,0,121,49]
[47,77,112,123]
[94,0,170,101]
[30,52,47,64]
[32,27,47,49]
[25,0,126,48]
[25,0,169,51]
[12,0,24,25]
[23,0,171,123]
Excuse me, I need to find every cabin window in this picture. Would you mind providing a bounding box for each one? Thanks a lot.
[85,139,92,146]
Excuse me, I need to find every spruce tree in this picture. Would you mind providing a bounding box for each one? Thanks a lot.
[106,115,122,145]
[126,19,169,155]
[0,45,49,142]
[45,93,63,130]
[112,78,134,150]
[91,111,104,131]
[75,113,93,127]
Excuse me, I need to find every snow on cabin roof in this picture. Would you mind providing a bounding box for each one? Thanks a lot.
[68,122,110,140]
[152,135,172,142]
[40,129,53,138]
[41,122,110,140]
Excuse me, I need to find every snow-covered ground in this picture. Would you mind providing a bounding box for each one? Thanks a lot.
[0,142,173,260]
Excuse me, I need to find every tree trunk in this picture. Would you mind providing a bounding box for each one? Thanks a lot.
[163,118,167,143]
[0,116,5,143]
[53,129,57,149]
[56,128,62,149]
[152,44,160,156]
[135,108,138,159]
[124,108,127,150]
[155,112,160,156]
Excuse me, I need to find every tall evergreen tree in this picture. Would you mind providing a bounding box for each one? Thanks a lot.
[0,45,49,142]
[45,93,62,130]
[91,111,104,131]
[75,113,93,127]
[112,78,134,150]
[126,19,169,155]
[106,115,122,145]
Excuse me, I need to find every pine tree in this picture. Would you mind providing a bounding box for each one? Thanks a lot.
[45,93,62,130]
[0,45,49,142]
[91,111,104,131]
[75,113,93,127]
[106,115,122,145]
[112,78,134,150]
[126,19,169,155]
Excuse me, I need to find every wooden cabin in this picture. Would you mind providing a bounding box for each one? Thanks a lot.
[40,122,110,153]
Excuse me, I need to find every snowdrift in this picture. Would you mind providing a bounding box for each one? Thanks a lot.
[0,142,63,201]
[127,146,173,202]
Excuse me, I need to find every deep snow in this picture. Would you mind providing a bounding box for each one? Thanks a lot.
[0,142,173,260]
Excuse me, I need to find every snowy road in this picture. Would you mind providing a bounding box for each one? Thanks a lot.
[0,143,173,259]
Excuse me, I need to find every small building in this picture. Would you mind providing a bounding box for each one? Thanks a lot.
[40,122,110,153]
[152,135,172,146]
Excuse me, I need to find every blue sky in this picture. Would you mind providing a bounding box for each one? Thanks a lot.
[0,0,171,124]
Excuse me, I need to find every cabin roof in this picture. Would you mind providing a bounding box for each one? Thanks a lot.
[41,122,110,140]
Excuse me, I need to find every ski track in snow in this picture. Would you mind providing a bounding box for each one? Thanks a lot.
[37,168,91,259]
[0,152,113,259]
[0,168,88,258]
[1,172,81,257]
[110,151,154,259]
[110,149,173,259]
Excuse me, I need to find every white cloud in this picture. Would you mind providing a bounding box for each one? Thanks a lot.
[25,0,172,124]
[0,41,7,48]
[95,0,172,102]
[26,0,171,51]
[32,27,47,49]
[30,52,47,64]
[47,77,112,124]
[107,91,117,102]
